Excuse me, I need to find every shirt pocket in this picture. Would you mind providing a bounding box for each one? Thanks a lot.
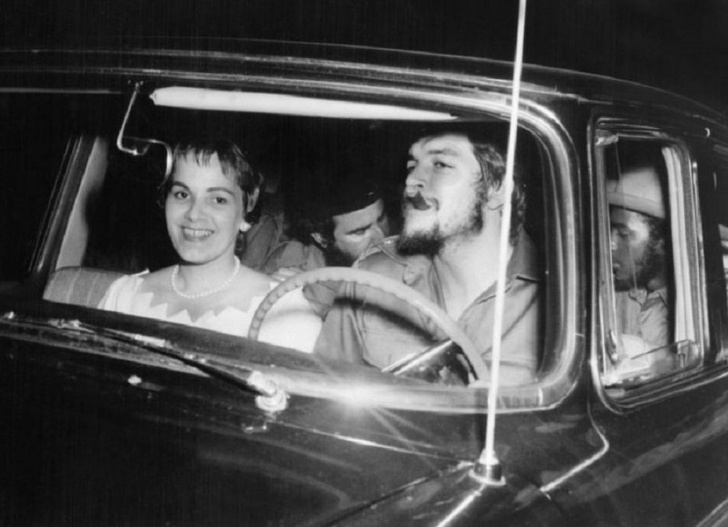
[358,295,440,368]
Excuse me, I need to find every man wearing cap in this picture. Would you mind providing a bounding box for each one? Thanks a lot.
[260,174,391,318]
[608,164,671,350]
[261,178,391,274]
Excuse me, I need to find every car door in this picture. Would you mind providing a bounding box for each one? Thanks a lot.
[555,113,728,525]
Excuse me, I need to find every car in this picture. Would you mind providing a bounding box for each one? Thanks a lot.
[2,37,728,526]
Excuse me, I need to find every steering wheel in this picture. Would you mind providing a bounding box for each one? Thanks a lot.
[248,267,489,381]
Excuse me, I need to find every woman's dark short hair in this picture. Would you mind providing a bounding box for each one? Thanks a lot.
[159,138,263,216]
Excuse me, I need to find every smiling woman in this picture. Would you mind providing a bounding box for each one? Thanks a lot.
[97,139,322,351]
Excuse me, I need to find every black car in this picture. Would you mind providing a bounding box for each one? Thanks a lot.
[2,39,728,526]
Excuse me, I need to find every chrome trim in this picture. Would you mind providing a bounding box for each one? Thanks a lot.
[591,119,711,411]
[540,404,610,494]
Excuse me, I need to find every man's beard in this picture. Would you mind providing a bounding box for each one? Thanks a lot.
[397,188,485,256]
[323,243,357,266]
[615,235,665,291]
[396,226,445,256]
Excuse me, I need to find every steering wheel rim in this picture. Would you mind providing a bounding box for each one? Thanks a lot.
[248,267,489,381]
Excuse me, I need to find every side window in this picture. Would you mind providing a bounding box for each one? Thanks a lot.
[596,131,703,394]
[0,95,71,283]
[711,153,728,311]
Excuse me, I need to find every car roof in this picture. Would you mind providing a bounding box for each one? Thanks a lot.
[0,37,724,126]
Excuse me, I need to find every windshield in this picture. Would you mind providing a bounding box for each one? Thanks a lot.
[30,88,556,403]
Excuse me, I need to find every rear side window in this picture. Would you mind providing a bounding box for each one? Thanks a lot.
[0,95,70,282]
[595,128,705,400]
[709,150,728,314]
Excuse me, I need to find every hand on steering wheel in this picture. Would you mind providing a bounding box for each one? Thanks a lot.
[248,267,489,382]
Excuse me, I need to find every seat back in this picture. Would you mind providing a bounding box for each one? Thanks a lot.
[44,267,124,308]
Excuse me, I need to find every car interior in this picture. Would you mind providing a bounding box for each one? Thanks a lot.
[2,88,555,387]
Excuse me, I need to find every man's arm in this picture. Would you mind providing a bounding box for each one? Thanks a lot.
[639,291,671,349]
[313,282,369,365]
[477,276,541,386]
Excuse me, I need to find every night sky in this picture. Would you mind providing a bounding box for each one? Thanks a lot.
[4,0,728,112]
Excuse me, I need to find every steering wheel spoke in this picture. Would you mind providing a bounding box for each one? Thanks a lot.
[384,340,473,386]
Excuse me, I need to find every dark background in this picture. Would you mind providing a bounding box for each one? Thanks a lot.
[4,0,728,113]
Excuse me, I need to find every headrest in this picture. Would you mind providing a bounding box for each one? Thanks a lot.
[607,165,665,219]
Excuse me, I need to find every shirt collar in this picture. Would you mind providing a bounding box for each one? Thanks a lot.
[507,229,541,283]
[401,228,541,287]
[628,285,669,306]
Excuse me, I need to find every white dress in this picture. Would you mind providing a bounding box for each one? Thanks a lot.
[98,272,321,353]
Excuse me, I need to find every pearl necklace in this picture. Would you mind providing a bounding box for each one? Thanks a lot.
[171,257,241,299]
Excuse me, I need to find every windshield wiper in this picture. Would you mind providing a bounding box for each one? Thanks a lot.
[1,313,288,413]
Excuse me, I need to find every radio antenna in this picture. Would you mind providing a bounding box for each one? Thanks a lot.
[472,0,528,486]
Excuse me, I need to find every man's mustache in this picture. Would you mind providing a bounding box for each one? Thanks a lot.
[403,192,436,211]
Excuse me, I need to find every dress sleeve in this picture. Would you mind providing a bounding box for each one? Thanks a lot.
[257,286,322,353]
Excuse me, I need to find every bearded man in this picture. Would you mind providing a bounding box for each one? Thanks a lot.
[608,165,671,350]
[314,130,542,386]
[262,177,390,273]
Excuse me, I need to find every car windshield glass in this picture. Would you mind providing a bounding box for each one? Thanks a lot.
[42,91,552,392]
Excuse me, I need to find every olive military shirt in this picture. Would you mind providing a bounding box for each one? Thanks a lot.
[615,286,670,350]
[314,230,543,386]
[261,240,327,275]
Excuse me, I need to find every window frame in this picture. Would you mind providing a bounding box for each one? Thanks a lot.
[592,118,710,409]
[21,79,579,413]
[700,141,728,364]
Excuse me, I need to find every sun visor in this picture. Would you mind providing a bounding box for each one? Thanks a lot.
[150,87,456,121]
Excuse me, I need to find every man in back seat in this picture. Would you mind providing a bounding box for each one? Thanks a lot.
[261,176,391,275]
[261,168,392,318]
[608,164,671,350]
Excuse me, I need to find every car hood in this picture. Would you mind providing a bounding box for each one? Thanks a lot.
[0,312,561,526]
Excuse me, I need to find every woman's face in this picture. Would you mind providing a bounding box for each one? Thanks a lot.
[165,153,246,265]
